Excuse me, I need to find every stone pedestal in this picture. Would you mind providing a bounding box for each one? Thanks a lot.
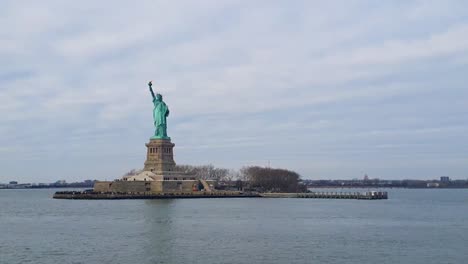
[94,138,201,194]
[143,139,176,173]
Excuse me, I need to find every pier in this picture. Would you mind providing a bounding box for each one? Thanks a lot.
[260,191,388,200]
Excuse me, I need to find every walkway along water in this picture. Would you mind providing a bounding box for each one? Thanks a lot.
[53,191,388,200]
[260,191,388,200]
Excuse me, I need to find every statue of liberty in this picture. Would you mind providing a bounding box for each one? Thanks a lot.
[148,81,170,140]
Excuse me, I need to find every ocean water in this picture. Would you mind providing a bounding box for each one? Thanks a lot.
[1,188,467,264]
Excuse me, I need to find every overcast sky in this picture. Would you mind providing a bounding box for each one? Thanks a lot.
[1,0,468,183]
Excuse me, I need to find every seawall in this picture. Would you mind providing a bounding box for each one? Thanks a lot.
[53,190,388,200]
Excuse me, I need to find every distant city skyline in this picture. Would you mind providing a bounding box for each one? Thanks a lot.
[1,1,468,182]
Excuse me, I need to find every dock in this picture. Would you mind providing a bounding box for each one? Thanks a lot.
[53,190,387,200]
[260,191,388,200]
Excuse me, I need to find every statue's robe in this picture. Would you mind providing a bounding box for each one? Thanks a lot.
[153,99,169,137]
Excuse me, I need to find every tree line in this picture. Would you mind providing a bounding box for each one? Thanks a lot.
[123,164,305,193]
[240,166,306,193]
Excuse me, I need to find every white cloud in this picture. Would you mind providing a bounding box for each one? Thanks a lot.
[1,0,468,182]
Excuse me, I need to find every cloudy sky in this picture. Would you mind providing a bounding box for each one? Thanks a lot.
[1,0,468,183]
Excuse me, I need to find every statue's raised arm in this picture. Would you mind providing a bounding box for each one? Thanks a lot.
[148,81,156,100]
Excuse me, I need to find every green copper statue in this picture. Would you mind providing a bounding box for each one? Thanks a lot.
[148,81,170,140]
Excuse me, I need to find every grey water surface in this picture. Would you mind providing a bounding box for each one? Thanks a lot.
[1,188,468,264]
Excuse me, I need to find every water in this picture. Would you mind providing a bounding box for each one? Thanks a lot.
[1,188,468,264]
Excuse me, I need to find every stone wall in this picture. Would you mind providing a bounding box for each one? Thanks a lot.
[162,180,197,192]
[93,181,112,192]
[150,181,163,192]
[94,181,150,193]
[94,180,198,193]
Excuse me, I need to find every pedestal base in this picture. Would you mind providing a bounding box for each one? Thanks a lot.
[150,136,171,140]
[143,138,176,173]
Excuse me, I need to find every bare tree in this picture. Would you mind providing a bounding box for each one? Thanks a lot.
[174,164,230,181]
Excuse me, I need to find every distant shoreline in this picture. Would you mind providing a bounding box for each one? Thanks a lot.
[307,186,468,189]
[2,186,468,190]
[0,186,92,190]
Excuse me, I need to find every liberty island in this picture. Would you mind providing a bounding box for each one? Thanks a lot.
[53,81,386,200]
